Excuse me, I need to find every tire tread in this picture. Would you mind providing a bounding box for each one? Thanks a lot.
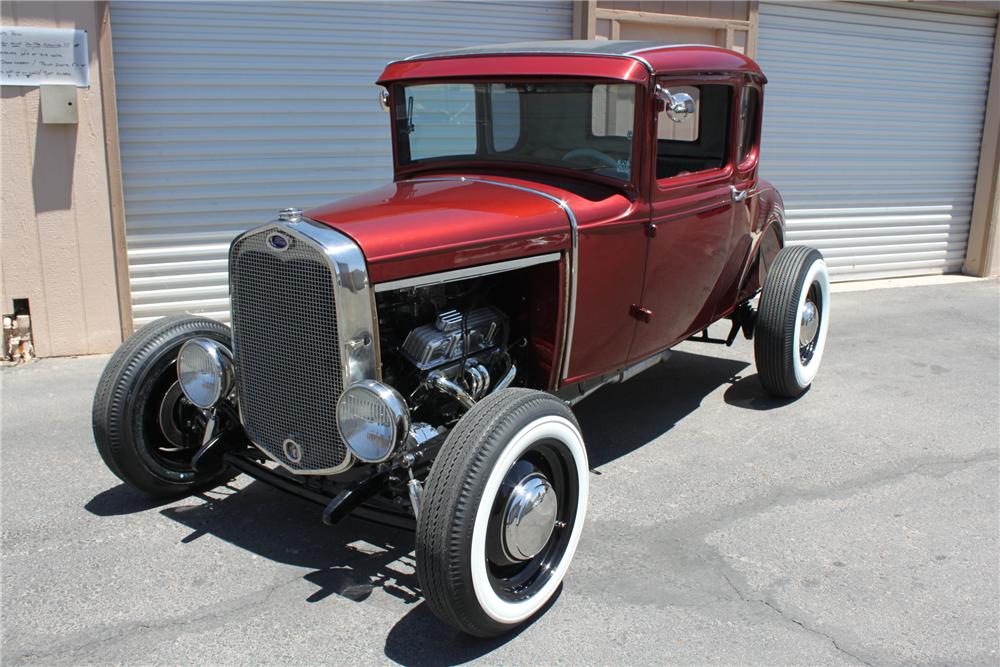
[92,315,232,496]
[754,245,823,397]
[416,388,580,637]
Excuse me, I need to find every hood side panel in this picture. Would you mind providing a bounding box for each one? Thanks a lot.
[305,179,573,284]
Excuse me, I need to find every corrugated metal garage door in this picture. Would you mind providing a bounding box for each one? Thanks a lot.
[111,1,572,327]
[758,2,996,280]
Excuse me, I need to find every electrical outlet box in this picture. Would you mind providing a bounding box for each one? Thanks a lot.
[40,85,79,124]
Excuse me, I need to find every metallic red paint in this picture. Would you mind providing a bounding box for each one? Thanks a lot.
[304,179,572,284]
[306,46,781,390]
[377,45,764,84]
[379,55,650,85]
[638,45,764,80]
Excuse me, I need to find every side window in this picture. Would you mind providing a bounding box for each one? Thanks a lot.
[406,83,477,160]
[656,83,732,182]
[738,86,761,164]
[490,84,520,152]
[657,86,700,142]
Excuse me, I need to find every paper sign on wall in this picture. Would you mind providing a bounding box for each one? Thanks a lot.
[1,26,89,87]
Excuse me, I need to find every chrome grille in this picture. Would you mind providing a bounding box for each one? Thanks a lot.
[230,226,348,472]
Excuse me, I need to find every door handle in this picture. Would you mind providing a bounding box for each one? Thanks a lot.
[730,185,748,202]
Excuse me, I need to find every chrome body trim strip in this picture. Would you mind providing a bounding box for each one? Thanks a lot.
[228,216,379,475]
[240,434,352,477]
[373,253,560,293]
[625,43,728,56]
[628,54,654,72]
[404,177,580,382]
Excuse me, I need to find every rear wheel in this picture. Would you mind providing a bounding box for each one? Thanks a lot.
[416,389,589,637]
[754,246,830,397]
[92,315,235,497]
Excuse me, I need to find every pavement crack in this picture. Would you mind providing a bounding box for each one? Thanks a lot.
[9,574,300,664]
[719,571,875,667]
[684,448,999,535]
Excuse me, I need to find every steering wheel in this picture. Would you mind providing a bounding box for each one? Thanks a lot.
[561,148,617,169]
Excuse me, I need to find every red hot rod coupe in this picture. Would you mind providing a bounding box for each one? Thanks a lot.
[93,41,830,637]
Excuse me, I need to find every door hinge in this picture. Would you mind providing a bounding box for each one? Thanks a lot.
[646,222,658,238]
[630,304,654,323]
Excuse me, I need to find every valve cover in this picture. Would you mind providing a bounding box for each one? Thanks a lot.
[401,307,506,371]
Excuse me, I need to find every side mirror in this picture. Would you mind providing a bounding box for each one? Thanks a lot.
[666,92,696,122]
[656,86,696,123]
[378,89,390,112]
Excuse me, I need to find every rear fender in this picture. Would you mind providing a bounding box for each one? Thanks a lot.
[737,185,785,302]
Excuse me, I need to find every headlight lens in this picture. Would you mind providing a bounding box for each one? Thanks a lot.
[177,338,234,409]
[337,380,410,463]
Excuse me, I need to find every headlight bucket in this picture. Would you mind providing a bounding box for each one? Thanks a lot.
[177,337,234,409]
[337,380,410,463]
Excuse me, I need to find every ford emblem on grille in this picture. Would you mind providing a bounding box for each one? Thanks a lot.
[268,233,290,251]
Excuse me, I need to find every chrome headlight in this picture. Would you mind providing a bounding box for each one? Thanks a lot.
[177,338,234,409]
[336,380,410,463]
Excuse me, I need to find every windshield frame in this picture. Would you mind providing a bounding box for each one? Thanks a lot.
[388,78,646,192]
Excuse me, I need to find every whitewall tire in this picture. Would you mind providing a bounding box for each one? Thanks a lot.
[416,389,589,637]
[754,246,831,398]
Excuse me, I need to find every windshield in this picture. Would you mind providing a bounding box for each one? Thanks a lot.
[394,81,637,182]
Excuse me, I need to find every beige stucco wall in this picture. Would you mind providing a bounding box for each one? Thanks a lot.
[1,1,122,356]
[588,1,753,53]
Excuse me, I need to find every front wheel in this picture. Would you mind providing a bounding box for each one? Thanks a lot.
[92,315,236,497]
[416,389,589,637]
[754,245,831,398]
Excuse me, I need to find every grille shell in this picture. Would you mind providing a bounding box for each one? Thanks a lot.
[229,221,376,474]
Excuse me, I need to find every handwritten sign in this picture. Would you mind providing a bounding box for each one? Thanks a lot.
[1,26,89,87]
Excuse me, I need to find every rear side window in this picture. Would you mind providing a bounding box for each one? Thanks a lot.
[738,86,761,164]
[656,83,732,181]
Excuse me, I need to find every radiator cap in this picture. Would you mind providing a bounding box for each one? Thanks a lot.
[278,207,302,222]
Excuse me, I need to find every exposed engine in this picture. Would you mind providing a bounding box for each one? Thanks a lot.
[401,307,506,371]
[376,281,516,422]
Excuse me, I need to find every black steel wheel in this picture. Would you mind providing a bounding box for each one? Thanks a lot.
[754,245,831,398]
[416,389,589,637]
[92,315,235,497]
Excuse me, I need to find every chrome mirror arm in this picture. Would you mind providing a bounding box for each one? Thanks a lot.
[655,84,696,123]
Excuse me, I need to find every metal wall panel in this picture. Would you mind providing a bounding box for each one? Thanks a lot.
[111,1,572,326]
[757,2,996,280]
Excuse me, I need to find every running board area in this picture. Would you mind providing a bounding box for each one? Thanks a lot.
[556,351,671,406]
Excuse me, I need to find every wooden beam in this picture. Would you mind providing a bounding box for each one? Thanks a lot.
[964,16,1000,277]
[573,0,597,40]
[96,0,133,336]
[595,7,751,31]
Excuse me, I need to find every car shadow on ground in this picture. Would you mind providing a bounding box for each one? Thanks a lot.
[85,348,785,664]
[576,349,750,468]
[86,484,191,516]
[723,372,801,411]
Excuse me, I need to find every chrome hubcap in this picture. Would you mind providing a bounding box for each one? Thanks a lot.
[800,300,819,348]
[502,472,559,561]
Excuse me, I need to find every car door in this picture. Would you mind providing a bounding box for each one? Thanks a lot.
[627,78,740,362]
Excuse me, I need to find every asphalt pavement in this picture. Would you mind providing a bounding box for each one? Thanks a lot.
[2,279,998,666]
